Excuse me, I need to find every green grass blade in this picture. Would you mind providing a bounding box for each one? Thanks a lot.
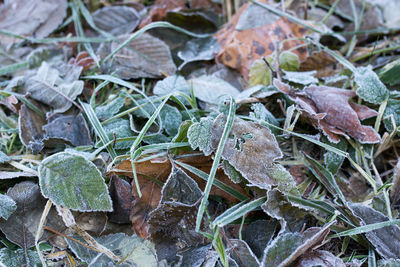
[175,161,249,201]
[330,219,400,238]
[0,61,29,76]
[196,98,236,232]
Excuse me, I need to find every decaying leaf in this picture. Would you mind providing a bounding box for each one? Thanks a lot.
[242,220,277,259]
[98,33,176,79]
[108,175,133,224]
[39,152,113,212]
[92,6,140,35]
[391,159,400,206]
[177,37,220,70]
[275,79,380,143]
[294,250,346,267]
[25,62,84,114]
[348,203,400,260]
[229,239,260,267]
[214,1,308,79]
[261,221,334,266]
[283,70,318,85]
[0,0,67,44]
[211,115,297,191]
[0,181,64,248]
[139,0,186,28]
[172,244,212,267]
[66,233,157,267]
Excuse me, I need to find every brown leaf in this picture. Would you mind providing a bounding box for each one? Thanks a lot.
[274,79,380,144]
[295,250,346,267]
[299,51,338,78]
[214,1,308,79]
[19,103,47,154]
[391,159,400,206]
[139,0,186,28]
[108,175,133,224]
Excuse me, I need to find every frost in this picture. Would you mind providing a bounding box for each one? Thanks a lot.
[159,105,182,136]
[383,99,400,131]
[39,152,113,212]
[283,70,318,85]
[153,75,191,105]
[95,96,125,121]
[190,75,240,104]
[0,193,16,220]
[102,119,134,149]
[92,6,140,35]
[0,248,41,267]
[0,150,10,163]
[355,66,389,104]
[187,117,214,156]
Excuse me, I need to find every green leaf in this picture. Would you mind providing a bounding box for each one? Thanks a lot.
[190,75,240,104]
[159,105,182,136]
[283,70,318,85]
[355,67,389,104]
[102,119,134,150]
[262,232,303,266]
[39,152,112,211]
[279,51,300,71]
[153,75,191,105]
[249,59,272,86]
[66,233,157,267]
[383,99,400,131]
[187,117,214,156]
[0,248,41,267]
[378,58,400,86]
[324,138,347,175]
[95,97,125,121]
[0,193,16,220]
[25,62,84,114]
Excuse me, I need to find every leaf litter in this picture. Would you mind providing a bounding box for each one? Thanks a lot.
[1,0,400,266]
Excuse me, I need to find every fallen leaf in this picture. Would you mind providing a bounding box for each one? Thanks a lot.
[177,37,220,70]
[0,193,16,220]
[153,75,191,105]
[295,250,346,267]
[230,239,260,267]
[139,0,186,28]
[279,51,300,71]
[188,117,214,156]
[283,70,318,85]
[92,6,140,35]
[95,96,125,122]
[214,1,308,79]
[348,203,400,260]
[0,248,41,267]
[354,67,389,105]
[39,152,113,212]
[242,220,277,259]
[98,33,176,79]
[171,244,212,266]
[300,50,338,78]
[0,0,67,44]
[108,175,133,224]
[164,10,218,34]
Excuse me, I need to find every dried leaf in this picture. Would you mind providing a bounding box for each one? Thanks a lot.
[300,51,337,78]
[39,152,113,212]
[25,62,84,114]
[92,6,140,35]
[188,117,214,156]
[354,67,389,105]
[177,37,220,70]
[283,70,318,85]
[211,115,294,191]
[139,0,186,28]
[391,159,400,206]
[295,250,345,267]
[164,10,218,33]
[261,222,333,267]
[66,233,157,267]
[0,181,64,248]
[172,244,212,267]
[190,75,240,104]
[42,113,92,147]
[0,0,67,44]
[242,220,277,258]
[108,176,132,224]
[98,33,176,79]
[0,193,16,220]
[230,239,260,267]
[348,203,400,259]
[18,103,46,154]
[215,2,307,78]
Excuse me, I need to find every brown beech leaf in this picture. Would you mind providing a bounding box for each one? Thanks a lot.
[299,50,338,78]
[214,1,308,79]
[275,79,380,144]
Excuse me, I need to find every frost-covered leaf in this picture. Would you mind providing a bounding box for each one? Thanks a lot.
[0,0,67,44]
[98,33,176,79]
[172,244,212,267]
[42,113,92,147]
[153,75,191,105]
[0,193,16,220]
[383,99,400,131]
[92,6,140,35]
[324,138,347,175]
[242,220,277,258]
[178,37,219,70]
[188,117,214,156]
[249,59,272,86]
[66,233,157,267]
[348,203,400,260]
[0,248,41,267]
[160,105,182,136]
[95,97,125,121]
[222,160,243,184]
[295,250,345,267]
[283,70,318,85]
[230,239,260,267]
[103,119,134,149]
[378,259,400,267]
[18,103,46,154]
[39,152,112,211]
[161,166,202,205]
[279,51,300,71]
[0,150,10,163]
[262,188,308,233]
[0,181,64,248]
[378,58,400,86]
[261,222,333,266]
[211,115,289,191]
[108,176,132,224]
[25,62,84,114]
[190,75,240,104]
[354,67,389,104]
